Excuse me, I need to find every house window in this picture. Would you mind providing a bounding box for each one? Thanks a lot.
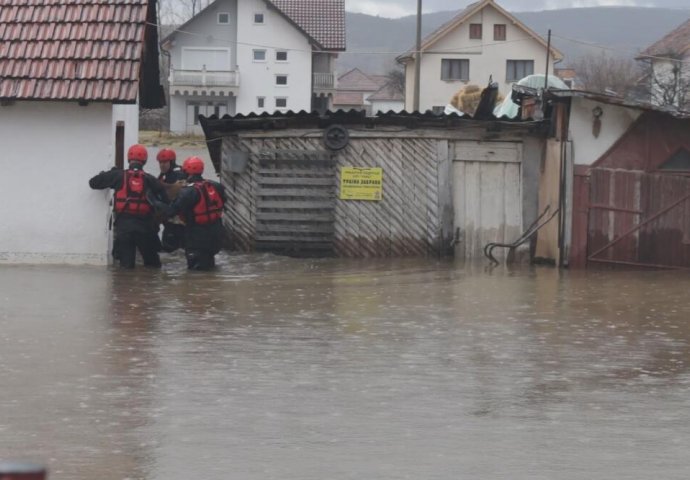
[253,49,266,61]
[441,59,470,81]
[257,97,265,108]
[275,75,288,86]
[469,23,482,39]
[506,60,534,82]
[254,13,264,24]
[275,97,287,108]
[217,12,230,24]
[494,24,506,41]
[432,106,445,115]
[193,105,200,125]
[276,50,288,62]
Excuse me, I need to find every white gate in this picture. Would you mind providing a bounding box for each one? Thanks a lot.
[452,141,523,260]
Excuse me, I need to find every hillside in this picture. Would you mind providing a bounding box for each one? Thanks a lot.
[338,7,690,74]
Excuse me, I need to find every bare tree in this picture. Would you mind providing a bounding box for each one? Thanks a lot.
[385,68,405,95]
[640,51,690,109]
[158,0,210,24]
[570,52,642,97]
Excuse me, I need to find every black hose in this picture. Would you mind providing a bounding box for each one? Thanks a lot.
[483,205,560,264]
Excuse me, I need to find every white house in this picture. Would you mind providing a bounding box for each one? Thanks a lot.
[0,0,163,265]
[331,68,405,114]
[397,0,562,113]
[162,0,346,134]
[637,17,690,109]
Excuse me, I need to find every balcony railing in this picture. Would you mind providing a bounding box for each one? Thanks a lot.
[170,68,240,88]
[313,72,336,89]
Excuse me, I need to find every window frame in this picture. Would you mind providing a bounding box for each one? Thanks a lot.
[254,12,265,24]
[217,12,230,25]
[275,74,288,86]
[469,23,482,40]
[275,50,288,62]
[506,59,535,82]
[252,49,267,62]
[275,97,288,109]
[257,97,265,109]
[493,24,506,41]
[440,58,470,82]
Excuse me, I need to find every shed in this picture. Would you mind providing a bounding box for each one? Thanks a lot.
[200,110,546,259]
[0,0,163,265]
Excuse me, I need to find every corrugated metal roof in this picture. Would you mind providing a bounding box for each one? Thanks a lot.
[0,0,150,102]
[544,88,690,119]
[267,0,345,51]
[198,109,543,171]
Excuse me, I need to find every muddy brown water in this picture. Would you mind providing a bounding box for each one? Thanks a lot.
[1,253,690,479]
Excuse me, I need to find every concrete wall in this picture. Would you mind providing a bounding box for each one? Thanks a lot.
[112,103,139,150]
[569,97,641,165]
[405,4,554,112]
[0,102,114,265]
[235,0,312,114]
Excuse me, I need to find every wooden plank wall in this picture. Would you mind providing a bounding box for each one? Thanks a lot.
[221,133,444,257]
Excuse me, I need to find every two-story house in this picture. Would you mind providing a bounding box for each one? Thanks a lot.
[637,17,690,109]
[397,0,562,113]
[162,0,345,134]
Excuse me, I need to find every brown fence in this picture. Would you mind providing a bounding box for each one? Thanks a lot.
[580,168,690,268]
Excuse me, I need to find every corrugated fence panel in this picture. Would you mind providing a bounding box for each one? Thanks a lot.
[333,137,441,257]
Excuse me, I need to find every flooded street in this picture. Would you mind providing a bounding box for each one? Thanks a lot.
[2,255,690,479]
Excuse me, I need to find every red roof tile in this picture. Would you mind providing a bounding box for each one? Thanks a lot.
[268,0,345,51]
[0,0,149,102]
[639,17,690,58]
[332,91,363,106]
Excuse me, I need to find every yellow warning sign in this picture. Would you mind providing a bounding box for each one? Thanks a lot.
[340,167,383,201]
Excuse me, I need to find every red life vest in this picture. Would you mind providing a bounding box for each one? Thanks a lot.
[191,181,223,225]
[114,170,152,216]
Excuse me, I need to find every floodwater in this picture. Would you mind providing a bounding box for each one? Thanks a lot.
[1,254,690,480]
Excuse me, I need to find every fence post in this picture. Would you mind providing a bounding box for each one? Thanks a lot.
[0,462,47,480]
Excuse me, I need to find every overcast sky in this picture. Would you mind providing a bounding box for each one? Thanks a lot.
[345,0,690,18]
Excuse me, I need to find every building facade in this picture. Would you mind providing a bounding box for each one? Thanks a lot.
[163,0,345,134]
[397,0,562,113]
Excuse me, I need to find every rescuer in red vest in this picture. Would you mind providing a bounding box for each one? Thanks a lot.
[165,156,226,270]
[89,144,169,268]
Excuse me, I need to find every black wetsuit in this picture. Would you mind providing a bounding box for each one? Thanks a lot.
[167,175,226,270]
[89,165,168,268]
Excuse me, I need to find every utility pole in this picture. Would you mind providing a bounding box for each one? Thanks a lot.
[413,0,422,112]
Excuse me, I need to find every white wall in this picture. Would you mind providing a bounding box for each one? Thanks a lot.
[112,103,139,150]
[568,97,641,166]
[235,0,313,114]
[0,102,114,265]
[370,100,405,113]
[405,4,554,111]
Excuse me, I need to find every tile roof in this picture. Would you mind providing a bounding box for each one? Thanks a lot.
[267,0,345,51]
[0,0,150,102]
[337,68,381,91]
[333,91,364,105]
[639,17,690,58]
[368,82,404,102]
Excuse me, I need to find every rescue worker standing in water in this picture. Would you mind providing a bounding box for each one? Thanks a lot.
[89,144,168,268]
[156,148,187,252]
[166,156,226,270]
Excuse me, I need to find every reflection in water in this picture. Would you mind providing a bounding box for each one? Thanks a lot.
[1,255,690,479]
